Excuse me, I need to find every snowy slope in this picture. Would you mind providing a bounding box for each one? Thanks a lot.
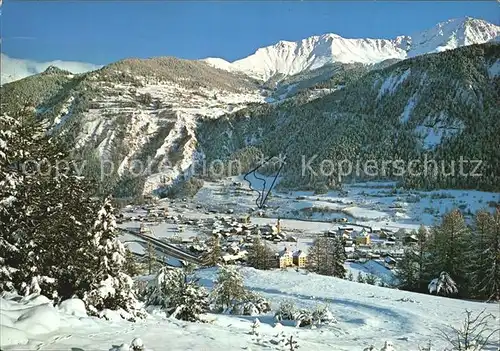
[2,267,499,350]
[203,17,500,80]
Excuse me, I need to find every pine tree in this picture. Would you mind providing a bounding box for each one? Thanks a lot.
[169,277,209,322]
[146,241,159,275]
[0,105,143,317]
[247,236,275,270]
[415,225,430,291]
[211,265,248,312]
[306,236,346,278]
[427,210,470,296]
[124,248,140,277]
[396,248,419,290]
[0,106,99,299]
[365,274,377,285]
[357,272,365,283]
[201,234,222,267]
[469,210,500,301]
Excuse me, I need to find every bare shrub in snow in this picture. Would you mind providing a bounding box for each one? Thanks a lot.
[285,334,299,350]
[270,330,287,347]
[362,341,396,351]
[439,309,500,351]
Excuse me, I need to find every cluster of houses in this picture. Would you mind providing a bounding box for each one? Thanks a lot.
[334,226,420,248]
[121,198,422,273]
[204,216,308,267]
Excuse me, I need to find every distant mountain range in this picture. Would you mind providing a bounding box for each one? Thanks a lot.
[202,17,499,80]
[2,17,498,85]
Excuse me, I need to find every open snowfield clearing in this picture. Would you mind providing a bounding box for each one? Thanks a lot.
[194,176,500,231]
[2,267,499,351]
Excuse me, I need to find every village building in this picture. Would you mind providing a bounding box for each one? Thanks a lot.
[384,256,397,269]
[292,250,307,268]
[404,233,419,245]
[277,247,294,268]
[353,229,371,245]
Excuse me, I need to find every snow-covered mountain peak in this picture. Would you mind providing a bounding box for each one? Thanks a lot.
[406,17,500,57]
[202,17,500,81]
[227,34,407,80]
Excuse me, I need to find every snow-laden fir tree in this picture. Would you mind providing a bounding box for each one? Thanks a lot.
[0,113,22,292]
[0,106,99,299]
[84,197,141,317]
[311,304,337,327]
[365,274,378,285]
[428,271,458,296]
[142,266,209,322]
[274,301,297,322]
[0,110,57,296]
[347,271,354,281]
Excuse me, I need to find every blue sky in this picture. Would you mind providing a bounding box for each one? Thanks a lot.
[2,1,499,65]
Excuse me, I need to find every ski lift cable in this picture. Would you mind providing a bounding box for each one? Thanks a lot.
[243,115,310,210]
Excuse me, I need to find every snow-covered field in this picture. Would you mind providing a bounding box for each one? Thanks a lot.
[2,267,499,350]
